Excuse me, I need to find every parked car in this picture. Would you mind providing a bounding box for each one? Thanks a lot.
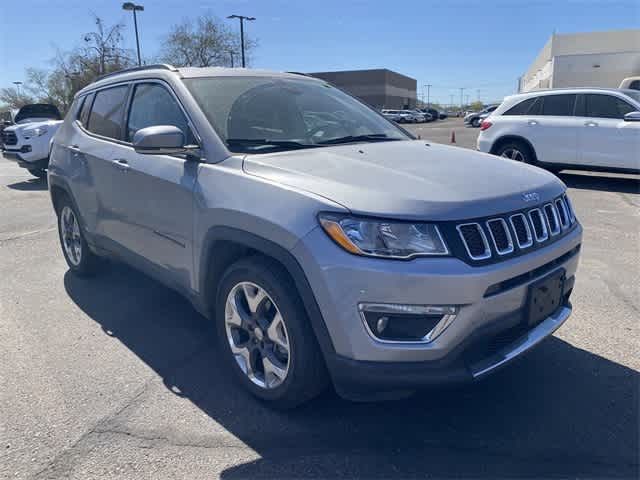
[49,65,582,408]
[465,105,498,127]
[408,109,428,123]
[422,108,440,122]
[381,109,416,123]
[477,88,640,174]
[2,104,63,178]
[619,77,640,91]
[438,112,448,120]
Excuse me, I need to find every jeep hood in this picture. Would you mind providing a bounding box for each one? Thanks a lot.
[242,140,565,221]
[14,104,61,124]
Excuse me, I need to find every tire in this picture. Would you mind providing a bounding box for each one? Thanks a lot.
[216,256,329,409]
[472,117,481,128]
[28,168,46,179]
[56,195,101,276]
[495,141,534,164]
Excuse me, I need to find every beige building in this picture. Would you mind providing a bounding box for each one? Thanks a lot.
[519,29,640,92]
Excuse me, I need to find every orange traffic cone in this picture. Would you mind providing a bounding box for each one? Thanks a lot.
[450,130,456,144]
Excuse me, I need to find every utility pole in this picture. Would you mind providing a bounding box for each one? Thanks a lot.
[476,89,481,102]
[459,87,465,109]
[227,14,255,68]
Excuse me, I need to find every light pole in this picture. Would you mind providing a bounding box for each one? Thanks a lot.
[227,14,255,68]
[123,2,144,66]
[459,87,465,110]
[423,84,432,108]
[13,81,23,97]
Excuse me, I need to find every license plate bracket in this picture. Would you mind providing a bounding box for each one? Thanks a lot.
[526,269,565,327]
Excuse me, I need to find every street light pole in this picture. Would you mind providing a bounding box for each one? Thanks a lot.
[13,81,22,97]
[227,15,255,68]
[423,84,432,108]
[123,2,144,66]
[459,87,465,110]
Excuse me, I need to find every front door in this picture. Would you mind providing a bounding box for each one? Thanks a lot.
[577,93,640,170]
[108,81,199,291]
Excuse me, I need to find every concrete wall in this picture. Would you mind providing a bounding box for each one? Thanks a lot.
[552,52,640,88]
[520,29,640,92]
[309,69,417,109]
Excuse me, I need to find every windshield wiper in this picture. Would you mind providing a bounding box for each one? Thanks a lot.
[226,138,319,151]
[317,133,399,145]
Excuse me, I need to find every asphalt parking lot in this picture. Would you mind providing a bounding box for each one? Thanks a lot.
[1,125,639,478]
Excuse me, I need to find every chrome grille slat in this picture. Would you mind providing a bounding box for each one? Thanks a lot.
[555,198,570,229]
[486,218,514,255]
[457,223,491,260]
[563,194,576,224]
[543,203,561,236]
[528,208,548,243]
[509,213,533,249]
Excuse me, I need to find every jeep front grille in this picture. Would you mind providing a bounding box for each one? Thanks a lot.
[2,131,17,146]
[456,195,576,263]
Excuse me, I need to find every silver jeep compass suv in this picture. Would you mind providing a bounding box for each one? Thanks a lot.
[49,65,582,408]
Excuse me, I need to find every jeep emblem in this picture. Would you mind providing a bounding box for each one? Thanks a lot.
[522,192,540,202]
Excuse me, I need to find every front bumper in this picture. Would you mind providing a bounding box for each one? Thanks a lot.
[327,302,572,393]
[292,223,582,390]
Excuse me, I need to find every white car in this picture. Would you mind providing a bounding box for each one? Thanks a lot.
[477,88,640,173]
[2,104,64,178]
[381,109,417,124]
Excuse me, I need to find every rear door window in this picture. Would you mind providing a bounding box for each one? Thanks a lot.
[540,94,576,116]
[87,85,129,140]
[585,94,635,119]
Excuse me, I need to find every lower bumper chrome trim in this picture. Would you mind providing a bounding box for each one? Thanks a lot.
[470,305,571,378]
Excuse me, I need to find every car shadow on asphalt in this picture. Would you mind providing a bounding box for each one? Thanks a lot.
[63,263,638,479]
[6,177,48,191]
[558,172,639,194]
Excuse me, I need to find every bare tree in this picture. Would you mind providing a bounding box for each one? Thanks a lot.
[160,14,256,68]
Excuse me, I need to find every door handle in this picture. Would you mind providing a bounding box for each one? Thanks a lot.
[528,120,538,126]
[113,158,130,172]
[584,121,598,127]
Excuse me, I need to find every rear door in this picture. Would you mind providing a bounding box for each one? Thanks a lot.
[107,81,199,290]
[523,93,580,165]
[576,93,640,170]
[83,84,132,242]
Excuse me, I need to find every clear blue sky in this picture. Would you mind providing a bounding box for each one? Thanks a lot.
[1,0,639,105]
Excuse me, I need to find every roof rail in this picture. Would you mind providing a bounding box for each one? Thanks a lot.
[285,71,312,77]
[96,64,178,82]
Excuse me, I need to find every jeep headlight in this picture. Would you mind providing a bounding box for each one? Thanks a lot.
[23,126,48,138]
[319,214,448,259]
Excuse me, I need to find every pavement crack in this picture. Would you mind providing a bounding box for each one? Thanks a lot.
[0,227,56,243]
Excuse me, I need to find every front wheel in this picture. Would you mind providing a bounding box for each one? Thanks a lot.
[216,257,329,409]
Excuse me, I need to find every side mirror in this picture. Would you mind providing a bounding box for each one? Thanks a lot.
[623,111,640,122]
[133,125,197,155]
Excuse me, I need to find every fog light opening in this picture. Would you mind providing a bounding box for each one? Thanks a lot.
[359,303,458,343]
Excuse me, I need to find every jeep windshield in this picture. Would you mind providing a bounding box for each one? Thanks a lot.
[183,76,410,153]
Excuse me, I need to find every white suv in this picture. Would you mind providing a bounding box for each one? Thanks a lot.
[477,88,640,173]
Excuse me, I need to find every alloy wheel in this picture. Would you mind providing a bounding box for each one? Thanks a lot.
[60,206,82,266]
[225,282,290,389]
[500,148,525,162]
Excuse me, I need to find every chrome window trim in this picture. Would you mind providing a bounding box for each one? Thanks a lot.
[509,213,533,249]
[543,203,561,236]
[528,208,549,242]
[486,218,514,255]
[555,197,570,229]
[456,223,492,260]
